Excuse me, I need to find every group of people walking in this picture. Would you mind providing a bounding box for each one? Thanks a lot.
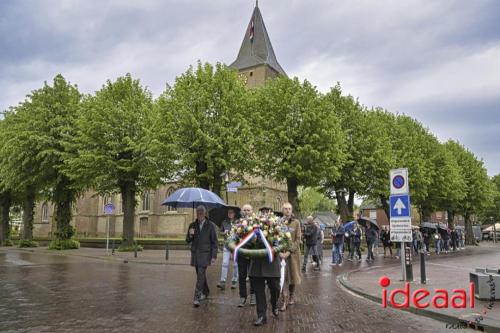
[186,206,467,326]
[186,202,303,326]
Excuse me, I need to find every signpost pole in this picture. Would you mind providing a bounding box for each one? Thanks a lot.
[401,241,405,281]
[103,202,115,256]
[390,168,411,282]
[106,215,110,255]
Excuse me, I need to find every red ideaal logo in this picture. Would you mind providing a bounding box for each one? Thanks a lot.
[379,276,475,309]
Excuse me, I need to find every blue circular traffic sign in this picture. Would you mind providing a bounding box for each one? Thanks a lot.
[104,203,115,215]
[392,175,405,189]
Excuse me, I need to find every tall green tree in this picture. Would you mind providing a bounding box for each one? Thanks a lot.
[0,76,81,245]
[252,77,346,212]
[419,141,466,224]
[445,140,492,244]
[156,62,251,196]
[479,174,500,224]
[66,74,170,248]
[322,88,392,221]
[298,186,336,217]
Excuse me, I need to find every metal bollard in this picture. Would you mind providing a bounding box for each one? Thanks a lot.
[112,240,115,255]
[134,246,138,258]
[420,251,426,284]
[165,242,169,261]
[405,246,413,281]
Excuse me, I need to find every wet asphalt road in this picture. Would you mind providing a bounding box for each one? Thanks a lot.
[0,248,478,333]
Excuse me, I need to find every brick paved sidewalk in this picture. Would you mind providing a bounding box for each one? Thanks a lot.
[339,244,500,332]
[13,246,192,265]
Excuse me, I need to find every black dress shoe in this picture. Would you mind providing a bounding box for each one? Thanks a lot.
[254,317,267,326]
[272,308,279,317]
[193,299,200,307]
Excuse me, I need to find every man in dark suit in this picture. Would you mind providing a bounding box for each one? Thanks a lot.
[249,253,281,326]
[186,205,218,307]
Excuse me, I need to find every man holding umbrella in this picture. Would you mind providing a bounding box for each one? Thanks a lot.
[186,205,218,307]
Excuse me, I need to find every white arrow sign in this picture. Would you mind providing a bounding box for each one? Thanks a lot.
[393,198,406,215]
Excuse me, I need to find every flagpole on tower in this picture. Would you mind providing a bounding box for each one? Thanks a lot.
[256,0,258,7]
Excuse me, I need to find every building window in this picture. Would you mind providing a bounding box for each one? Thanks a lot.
[103,195,110,213]
[369,210,377,220]
[142,192,150,211]
[164,187,177,212]
[276,196,282,212]
[42,202,49,222]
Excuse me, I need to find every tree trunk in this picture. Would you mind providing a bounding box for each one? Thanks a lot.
[54,176,74,240]
[287,178,300,217]
[464,211,474,245]
[121,182,137,248]
[380,195,390,221]
[195,160,210,190]
[336,191,349,223]
[447,210,455,228]
[347,190,355,218]
[22,189,35,240]
[212,169,223,198]
[0,192,12,244]
[420,205,432,223]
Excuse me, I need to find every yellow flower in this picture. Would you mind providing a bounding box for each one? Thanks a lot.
[285,232,292,239]
[237,227,242,233]
[241,220,248,227]
[263,230,268,237]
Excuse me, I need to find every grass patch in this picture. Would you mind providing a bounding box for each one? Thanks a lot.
[18,239,39,248]
[48,239,80,250]
[118,243,144,252]
[0,239,14,246]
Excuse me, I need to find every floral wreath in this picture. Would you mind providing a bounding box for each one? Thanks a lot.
[225,213,292,262]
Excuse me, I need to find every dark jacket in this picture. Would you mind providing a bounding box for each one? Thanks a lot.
[186,218,218,267]
[351,227,362,244]
[380,230,391,246]
[249,256,281,278]
[303,223,319,246]
[365,227,378,243]
[331,225,345,244]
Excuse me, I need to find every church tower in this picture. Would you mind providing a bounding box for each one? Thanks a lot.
[230,2,286,88]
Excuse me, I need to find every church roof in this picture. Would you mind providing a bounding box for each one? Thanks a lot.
[229,4,286,76]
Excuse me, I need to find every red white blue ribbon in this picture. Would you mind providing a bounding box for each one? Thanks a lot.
[233,227,275,263]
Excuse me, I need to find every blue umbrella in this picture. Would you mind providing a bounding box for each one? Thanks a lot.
[161,187,226,209]
[343,220,356,232]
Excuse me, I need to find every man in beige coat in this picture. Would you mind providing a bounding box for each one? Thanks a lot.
[279,202,302,311]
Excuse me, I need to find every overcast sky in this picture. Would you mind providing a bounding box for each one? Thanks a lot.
[1,0,499,175]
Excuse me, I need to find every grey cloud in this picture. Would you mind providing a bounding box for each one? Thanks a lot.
[0,0,499,175]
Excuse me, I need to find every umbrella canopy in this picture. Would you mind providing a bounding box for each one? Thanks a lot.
[483,223,500,232]
[420,222,437,230]
[208,205,241,227]
[437,223,449,230]
[343,221,356,232]
[357,216,379,230]
[161,187,226,209]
